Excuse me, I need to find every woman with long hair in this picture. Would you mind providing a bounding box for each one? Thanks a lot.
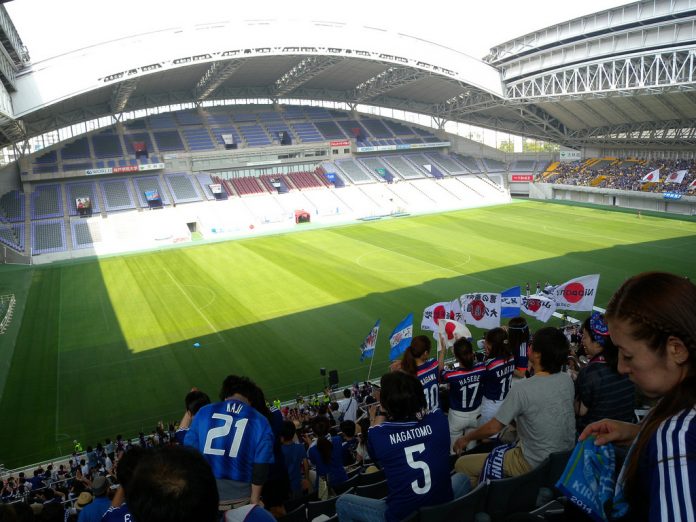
[442,337,486,452]
[479,327,516,425]
[574,311,635,434]
[400,335,445,412]
[507,316,530,379]
[579,272,696,521]
[336,371,469,522]
[306,415,348,495]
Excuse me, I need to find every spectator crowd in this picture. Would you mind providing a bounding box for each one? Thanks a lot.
[0,272,694,522]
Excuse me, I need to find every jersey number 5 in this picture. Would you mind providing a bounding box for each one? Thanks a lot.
[404,443,432,495]
[203,413,249,458]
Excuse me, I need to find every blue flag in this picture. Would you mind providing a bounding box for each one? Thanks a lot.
[389,313,413,361]
[360,319,380,362]
[501,286,521,318]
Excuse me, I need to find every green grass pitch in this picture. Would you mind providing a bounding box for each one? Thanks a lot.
[0,199,695,468]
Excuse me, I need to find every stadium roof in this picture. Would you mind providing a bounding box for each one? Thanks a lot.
[3,0,696,150]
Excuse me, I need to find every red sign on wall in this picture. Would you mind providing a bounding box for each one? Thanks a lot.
[511,174,534,182]
[330,140,350,147]
[112,165,139,174]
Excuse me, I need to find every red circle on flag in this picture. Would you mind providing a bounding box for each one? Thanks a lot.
[563,282,585,303]
[433,305,446,324]
[445,322,456,340]
[527,299,541,312]
[470,299,486,321]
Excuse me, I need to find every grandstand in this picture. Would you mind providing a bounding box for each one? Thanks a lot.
[0,1,695,520]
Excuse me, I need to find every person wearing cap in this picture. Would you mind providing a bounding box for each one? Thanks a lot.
[78,476,111,522]
[575,311,636,434]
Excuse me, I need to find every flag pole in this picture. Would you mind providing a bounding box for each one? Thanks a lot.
[366,341,377,383]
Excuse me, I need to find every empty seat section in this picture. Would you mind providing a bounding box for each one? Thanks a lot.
[427,153,468,174]
[320,162,347,187]
[124,133,154,156]
[182,128,214,151]
[483,158,506,172]
[72,220,102,249]
[265,123,292,143]
[33,150,58,165]
[176,111,203,125]
[65,182,100,216]
[259,174,290,193]
[360,157,395,180]
[335,159,373,183]
[452,154,481,173]
[61,137,91,161]
[0,190,24,222]
[133,176,169,207]
[206,112,232,126]
[304,106,333,119]
[315,121,346,140]
[291,122,323,143]
[287,172,322,189]
[337,120,367,141]
[413,127,436,137]
[124,119,147,130]
[153,131,185,152]
[230,177,265,196]
[92,133,124,159]
[282,106,306,120]
[33,165,60,174]
[195,174,217,200]
[100,179,136,212]
[384,120,414,136]
[32,219,66,255]
[0,222,23,251]
[62,162,93,173]
[361,119,393,138]
[165,174,202,203]
[31,184,64,220]
[405,154,436,176]
[147,113,177,129]
[212,126,241,147]
[259,111,283,122]
[381,156,424,179]
[240,125,271,147]
[232,112,258,123]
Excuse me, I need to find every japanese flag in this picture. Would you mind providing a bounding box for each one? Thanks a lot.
[666,170,687,184]
[553,274,600,311]
[641,169,660,183]
[421,302,452,332]
[437,319,472,350]
[460,292,501,330]
[521,294,557,322]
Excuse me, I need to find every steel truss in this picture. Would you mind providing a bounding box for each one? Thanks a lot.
[110,79,139,113]
[506,47,696,100]
[194,59,248,101]
[274,56,343,97]
[352,66,430,102]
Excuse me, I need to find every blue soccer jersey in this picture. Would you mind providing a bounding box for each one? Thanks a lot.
[102,504,131,522]
[367,410,453,522]
[184,399,274,482]
[417,358,441,411]
[514,341,529,373]
[442,362,486,413]
[307,435,349,488]
[629,407,696,521]
[482,356,516,401]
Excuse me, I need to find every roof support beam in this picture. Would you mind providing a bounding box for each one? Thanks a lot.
[194,59,247,101]
[352,66,430,103]
[274,56,343,97]
[110,78,139,114]
[430,90,503,118]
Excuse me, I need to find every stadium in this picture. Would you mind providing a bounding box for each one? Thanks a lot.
[0,0,695,520]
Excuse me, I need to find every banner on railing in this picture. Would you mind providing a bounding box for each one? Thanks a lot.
[511,174,534,182]
[355,141,450,153]
[85,163,165,176]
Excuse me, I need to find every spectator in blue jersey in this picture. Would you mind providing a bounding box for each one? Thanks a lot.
[579,272,696,522]
[77,476,111,522]
[175,388,211,444]
[400,335,444,412]
[184,375,275,505]
[306,416,349,495]
[102,446,146,522]
[337,371,469,522]
[454,327,575,486]
[280,421,309,499]
[127,446,219,522]
[340,420,359,465]
[575,312,635,434]
[442,337,486,452]
[507,316,530,378]
[479,327,516,425]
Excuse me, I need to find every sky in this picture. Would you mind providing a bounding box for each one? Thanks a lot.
[7,0,631,62]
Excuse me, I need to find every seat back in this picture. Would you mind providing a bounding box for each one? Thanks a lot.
[355,479,389,500]
[358,468,386,486]
[306,496,339,520]
[418,482,489,522]
[277,504,307,522]
[484,459,550,521]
